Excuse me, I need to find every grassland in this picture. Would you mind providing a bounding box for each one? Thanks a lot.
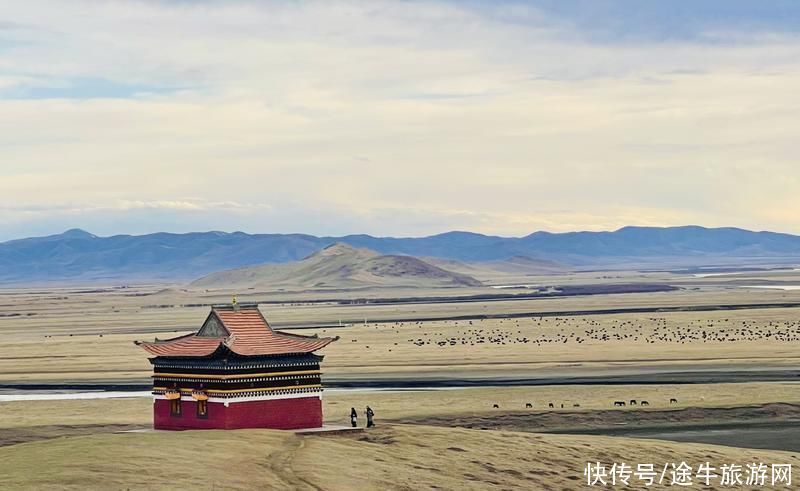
[3,269,800,489]
[3,393,800,490]
[5,424,800,490]
[3,281,800,384]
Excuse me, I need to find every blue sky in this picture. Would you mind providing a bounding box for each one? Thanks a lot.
[523,1,800,39]
[1,1,800,240]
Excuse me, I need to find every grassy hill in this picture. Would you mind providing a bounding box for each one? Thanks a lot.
[3,419,799,490]
[189,243,483,291]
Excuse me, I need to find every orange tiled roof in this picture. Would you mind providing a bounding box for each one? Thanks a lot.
[136,305,336,358]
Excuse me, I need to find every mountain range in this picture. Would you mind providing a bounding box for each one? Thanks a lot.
[2,225,800,284]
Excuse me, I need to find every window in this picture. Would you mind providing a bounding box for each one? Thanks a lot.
[197,399,208,419]
[170,398,181,417]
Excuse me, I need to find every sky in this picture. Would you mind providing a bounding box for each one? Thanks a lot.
[1,0,800,241]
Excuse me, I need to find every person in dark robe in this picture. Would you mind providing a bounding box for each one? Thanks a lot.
[365,406,375,428]
[350,407,358,427]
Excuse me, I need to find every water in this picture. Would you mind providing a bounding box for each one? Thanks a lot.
[692,268,799,278]
[694,272,740,278]
[740,285,800,291]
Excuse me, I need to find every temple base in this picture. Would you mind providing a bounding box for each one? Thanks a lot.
[153,396,323,430]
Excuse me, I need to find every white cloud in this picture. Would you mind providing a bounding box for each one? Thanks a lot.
[0,1,799,240]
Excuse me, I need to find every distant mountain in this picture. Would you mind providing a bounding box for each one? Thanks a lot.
[190,243,483,290]
[2,225,800,284]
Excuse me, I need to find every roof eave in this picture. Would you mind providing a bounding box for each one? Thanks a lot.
[135,338,227,358]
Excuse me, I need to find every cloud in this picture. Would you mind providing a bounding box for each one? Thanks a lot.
[0,1,800,240]
[0,199,273,216]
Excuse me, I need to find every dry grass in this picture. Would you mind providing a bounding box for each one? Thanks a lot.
[323,382,800,424]
[3,274,800,488]
[2,379,800,489]
[1,424,799,490]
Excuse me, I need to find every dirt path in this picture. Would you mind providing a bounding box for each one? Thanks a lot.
[265,436,325,491]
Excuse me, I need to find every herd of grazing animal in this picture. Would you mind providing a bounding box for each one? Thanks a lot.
[352,316,778,415]
[613,399,658,407]
[403,316,800,350]
[493,398,673,410]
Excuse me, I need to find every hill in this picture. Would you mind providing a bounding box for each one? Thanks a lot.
[189,243,483,290]
[3,225,800,283]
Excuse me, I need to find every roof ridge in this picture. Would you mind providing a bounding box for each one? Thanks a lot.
[212,303,260,311]
[274,330,337,342]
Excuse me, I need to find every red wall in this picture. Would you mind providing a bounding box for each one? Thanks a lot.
[153,397,322,430]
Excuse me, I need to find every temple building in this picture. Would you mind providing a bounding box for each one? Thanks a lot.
[135,303,337,430]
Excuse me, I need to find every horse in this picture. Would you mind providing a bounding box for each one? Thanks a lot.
[640,400,650,406]
[669,398,678,404]
[614,401,626,406]
[525,403,533,408]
